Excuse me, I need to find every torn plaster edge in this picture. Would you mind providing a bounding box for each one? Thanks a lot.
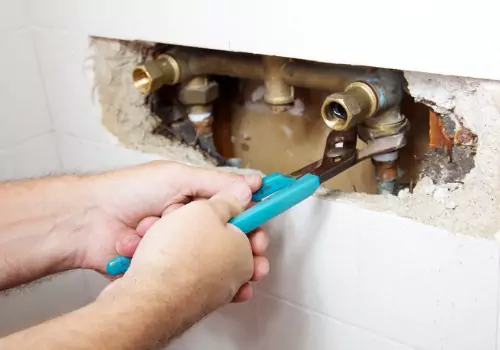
[90,37,217,168]
[90,37,500,238]
[90,37,263,179]
[334,72,500,238]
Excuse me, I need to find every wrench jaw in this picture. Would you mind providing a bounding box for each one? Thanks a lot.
[291,129,407,185]
[291,129,357,183]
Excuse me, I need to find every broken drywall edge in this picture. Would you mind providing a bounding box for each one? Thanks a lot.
[91,38,500,238]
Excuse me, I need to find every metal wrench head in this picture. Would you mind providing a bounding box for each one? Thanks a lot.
[291,129,357,183]
[357,133,407,161]
[292,130,407,184]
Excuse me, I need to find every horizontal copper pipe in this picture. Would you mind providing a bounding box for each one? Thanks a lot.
[133,47,384,94]
[133,47,403,130]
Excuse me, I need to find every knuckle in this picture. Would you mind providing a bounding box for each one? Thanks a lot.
[188,200,218,218]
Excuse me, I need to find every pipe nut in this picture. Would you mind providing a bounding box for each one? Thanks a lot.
[321,92,364,131]
[178,81,219,105]
[132,55,180,94]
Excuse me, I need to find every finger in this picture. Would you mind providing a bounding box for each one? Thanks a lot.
[208,181,252,222]
[136,216,160,237]
[162,203,185,217]
[174,165,262,198]
[116,234,141,257]
[231,283,253,303]
[251,256,270,281]
[248,229,269,255]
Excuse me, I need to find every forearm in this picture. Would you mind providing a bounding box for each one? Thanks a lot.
[0,278,213,350]
[0,175,92,290]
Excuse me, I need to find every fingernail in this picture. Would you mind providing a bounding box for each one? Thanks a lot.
[244,175,261,189]
[123,236,140,244]
[228,181,252,204]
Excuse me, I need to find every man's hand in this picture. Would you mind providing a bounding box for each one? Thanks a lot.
[0,165,270,349]
[103,180,261,312]
[71,161,268,300]
[0,161,269,300]
[0,180,265,349]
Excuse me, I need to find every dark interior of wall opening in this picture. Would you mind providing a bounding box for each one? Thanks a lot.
[397,94,431,191]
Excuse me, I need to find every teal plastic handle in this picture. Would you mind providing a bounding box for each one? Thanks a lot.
[229,173,320,233]
[106,255,131,276]
[106,173,320,276]
[252,172,296,201]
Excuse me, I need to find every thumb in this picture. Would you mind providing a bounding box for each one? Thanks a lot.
[208,181,252,222]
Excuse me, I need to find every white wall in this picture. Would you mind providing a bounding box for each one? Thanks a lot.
[0,0,94,336]
[1,1,500,349]
[25,0,500,81]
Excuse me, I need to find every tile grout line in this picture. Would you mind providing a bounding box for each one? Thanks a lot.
[256,290,416,350]
[27,26,64,170]
[0,130,54,151]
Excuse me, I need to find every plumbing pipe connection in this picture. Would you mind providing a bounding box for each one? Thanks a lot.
[320,82,377,131]
[132,48,402,129]
[177,76,232,164]
[132,48,394,94]
[133,54,181,94]
[320,71,404,131]
[262,56,294,111]
[358,106,410,195]
[372,152,399,195]
[133,47,408,186]
[357,106,410,141]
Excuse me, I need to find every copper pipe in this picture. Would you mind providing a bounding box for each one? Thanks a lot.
[133,47,403,130]
[168,47,264,82]
[280,61,370,91]
[133,48,396,95]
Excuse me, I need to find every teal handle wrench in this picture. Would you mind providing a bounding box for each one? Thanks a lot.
[106,130,405,276]
[105,172,322,276]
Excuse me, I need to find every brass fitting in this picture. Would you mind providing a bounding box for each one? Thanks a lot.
[132,54,180,94]
[178,76,219,106]
[262,56,294,107]
[320,82,378,131]
[358,106,410,141]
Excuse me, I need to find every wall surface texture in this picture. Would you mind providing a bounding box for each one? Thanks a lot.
[1,1,500,349]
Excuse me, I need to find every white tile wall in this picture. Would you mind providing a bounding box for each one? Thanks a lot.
[168,300,258,350]
[259,198,500,350]
[24,0,500,82]
[82,270,109,300]
[56,133,162,173]
[0,0,26,29]
[255,293,414,350]
[32,28,114,143]
[0,271,91,337]
[0,132,60,180]
[0,29,52,149]
[27,0,232,50]
[0,0,92,337]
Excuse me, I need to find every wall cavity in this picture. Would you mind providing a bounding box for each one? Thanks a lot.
[91,38,215,167]
[92,37,500,238]
[341,72,500,237]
